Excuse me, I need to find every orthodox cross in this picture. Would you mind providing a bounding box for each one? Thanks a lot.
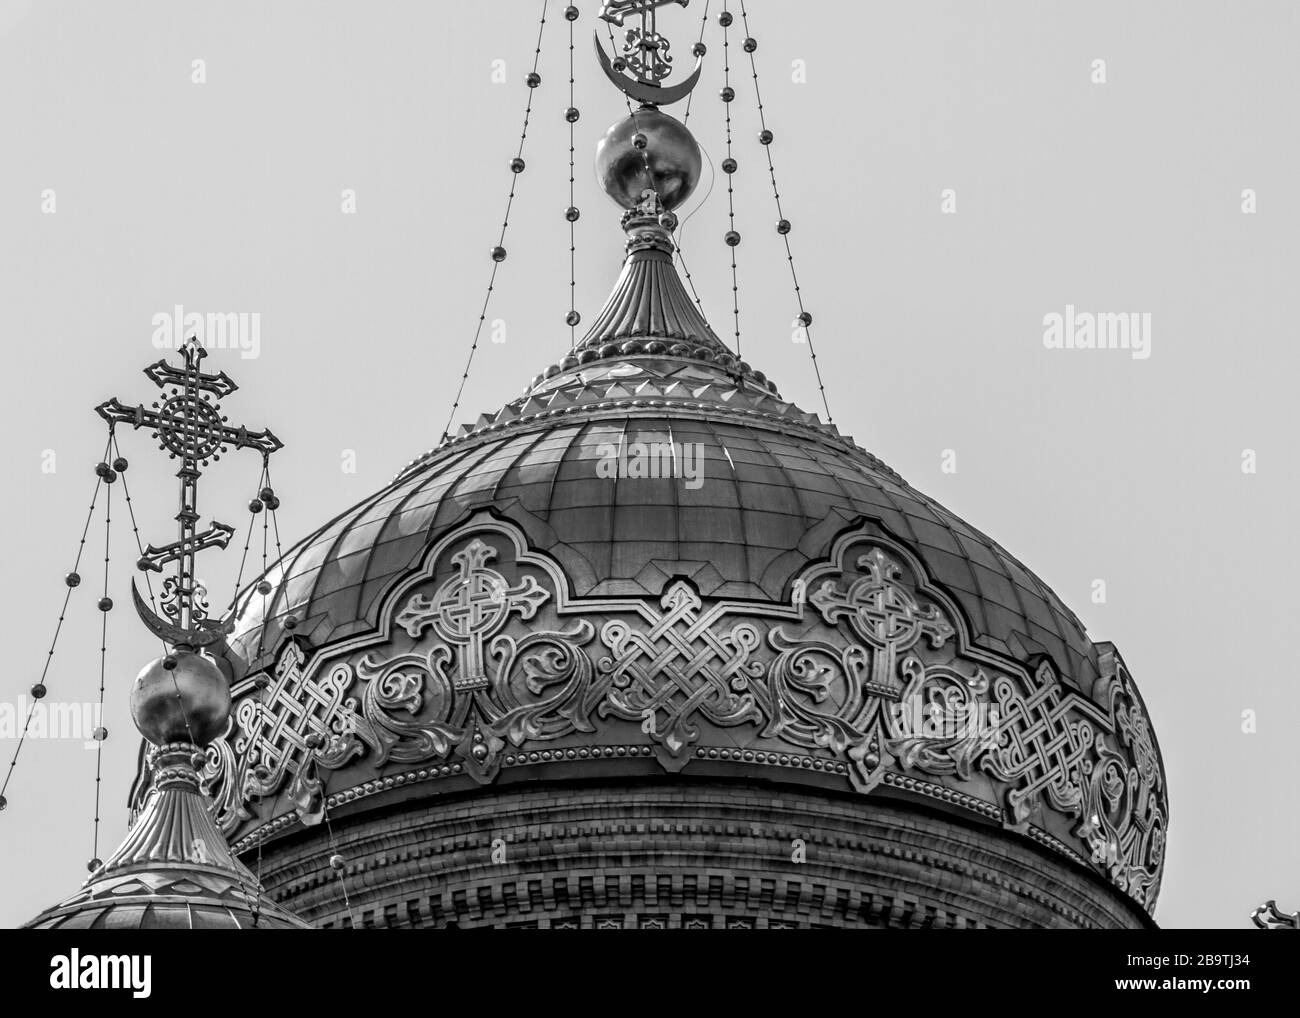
[395,539,548,692]
[96,337,282,644]
[811,548,955,695]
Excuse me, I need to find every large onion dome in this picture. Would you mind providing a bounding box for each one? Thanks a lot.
[128,112,1167,931]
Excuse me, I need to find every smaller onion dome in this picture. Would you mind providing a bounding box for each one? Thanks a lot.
[24,650,309,929]
[1252,901,1299,930]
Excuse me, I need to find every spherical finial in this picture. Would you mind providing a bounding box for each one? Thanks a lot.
[130,650,230,747]
[595,109,702,213]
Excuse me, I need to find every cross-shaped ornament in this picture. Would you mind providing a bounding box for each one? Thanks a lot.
[395,539,548,691]
[595,0,702,107]
[600,0,689,83]
[811,548,955,695]
[96,337,282,647]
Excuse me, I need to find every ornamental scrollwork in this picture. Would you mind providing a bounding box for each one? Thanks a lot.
[185,514,1165,908]
[883,656,997,779]
[489,620,603,744]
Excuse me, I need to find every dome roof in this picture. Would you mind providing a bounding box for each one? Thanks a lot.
[225,211,1100,700]
[227,357,1102,705]
[142,189,1165,923]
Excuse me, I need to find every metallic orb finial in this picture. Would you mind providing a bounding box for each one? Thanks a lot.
[595,108,701,212]
[130,649,230,748]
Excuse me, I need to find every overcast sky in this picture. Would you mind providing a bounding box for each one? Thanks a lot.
[1,0,1296,929]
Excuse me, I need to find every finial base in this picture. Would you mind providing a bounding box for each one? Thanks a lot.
[147,740,206,792]
[621,191,677,255]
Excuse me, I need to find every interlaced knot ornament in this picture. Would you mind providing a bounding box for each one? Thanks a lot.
[191,516,1165,909]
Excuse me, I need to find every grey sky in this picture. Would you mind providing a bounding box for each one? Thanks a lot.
[1,0,1296,929]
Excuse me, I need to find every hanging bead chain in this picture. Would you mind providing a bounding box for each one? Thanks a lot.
[738,0,833,423]
[226,473,264,618]
[241,462,300,923]
[719,4,743,356]
[441,0,550,444]
[254,463,274,924]
[237,460,289,923]
[681,0,713,123]
[673,0,713,324]
[564,4,581,346]
[88,431,116,871]
[115,436,165,627]
[324,806,357,928]
[0,433,115,815]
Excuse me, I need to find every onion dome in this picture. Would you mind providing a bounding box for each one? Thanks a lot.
[1252,901,1299,929]
[26,651,308,929]
[128,97,1167,930]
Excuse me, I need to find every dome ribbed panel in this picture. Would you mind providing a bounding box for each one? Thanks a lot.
[579,247,723,350]
[100,787,245,877]
[225,411,1101,700]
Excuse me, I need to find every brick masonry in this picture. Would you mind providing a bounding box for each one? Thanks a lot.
[247,778,1152,929]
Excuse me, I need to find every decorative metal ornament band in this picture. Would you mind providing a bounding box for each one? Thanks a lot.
[167,514,1165,912]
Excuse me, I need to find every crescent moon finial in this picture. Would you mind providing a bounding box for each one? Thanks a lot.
[595,1,701,108]
[594,32,701,107]
[132,580,232,650]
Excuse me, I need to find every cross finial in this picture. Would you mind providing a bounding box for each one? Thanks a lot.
[595,0,701,106]
[180,335,205,368]
[95,338,282,648]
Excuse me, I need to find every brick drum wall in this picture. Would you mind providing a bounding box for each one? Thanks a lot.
[248,779,1151,929]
